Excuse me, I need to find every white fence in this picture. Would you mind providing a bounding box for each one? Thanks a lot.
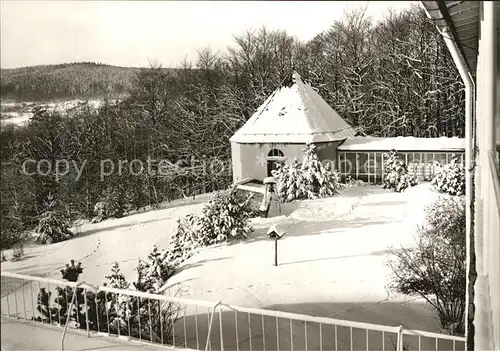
[1,271,466,351]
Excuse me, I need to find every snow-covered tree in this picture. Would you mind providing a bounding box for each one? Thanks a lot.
[273,143,343,202]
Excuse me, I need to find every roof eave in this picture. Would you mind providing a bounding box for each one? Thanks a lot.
[420,0,479,75]
[230,131,354,144]
[436,0,473,73]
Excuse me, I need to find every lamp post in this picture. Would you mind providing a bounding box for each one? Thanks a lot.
[267,224,286,266]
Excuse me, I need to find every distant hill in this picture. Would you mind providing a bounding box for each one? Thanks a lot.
[0,62,173,102]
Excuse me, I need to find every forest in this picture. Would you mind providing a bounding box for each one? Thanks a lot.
[0,5,465,248]
[1,62,147,101]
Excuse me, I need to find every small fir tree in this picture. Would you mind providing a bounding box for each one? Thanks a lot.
[382,150,418,192]
[273,143,343,202]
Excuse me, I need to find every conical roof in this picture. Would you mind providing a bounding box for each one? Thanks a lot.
[230,71,355,144]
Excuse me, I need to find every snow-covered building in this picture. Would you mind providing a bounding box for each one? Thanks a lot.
[230,71,355,183]
[229,70,467,184]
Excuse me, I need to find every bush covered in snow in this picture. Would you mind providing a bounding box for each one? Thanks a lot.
[120,256,181,341]
[103,256,181,341]
[161,214,201,267]
[388,195,466,335]
[431,155,465,196]
[33,260,85,325]
[343,175,366,187]
[1,215,25,250]
[92,188,127,223]
[133,245,175,293]
[105,262,130,289]
[148,185,255,279]
[273,143,343,202]
[382,150,418,192]
[198,185,255,243]
[425,196,466,239]
[273,158,303,201]
[33,185,254,335]
[34,211,74,244]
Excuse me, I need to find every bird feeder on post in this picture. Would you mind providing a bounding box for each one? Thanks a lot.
[267,224,286,266]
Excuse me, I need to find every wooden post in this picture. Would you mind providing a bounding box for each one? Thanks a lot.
[267,224,285,266]
[355,153,359,180]
[274,238,278,266]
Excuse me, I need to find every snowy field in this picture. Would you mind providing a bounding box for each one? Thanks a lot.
[1,183,450,347]
[0,99,119,127]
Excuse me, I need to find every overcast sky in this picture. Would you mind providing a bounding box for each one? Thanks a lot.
[1,1,419,69]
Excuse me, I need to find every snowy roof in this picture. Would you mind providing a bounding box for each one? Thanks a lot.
[230,71,355,144]
[338,136,465,151]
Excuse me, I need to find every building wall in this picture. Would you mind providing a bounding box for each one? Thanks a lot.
[472,3,499,350]
[497,71,500,149]
[231,142,243,183]
[231,141,341,183]
[231,142,302,182]
[316,141,342,168]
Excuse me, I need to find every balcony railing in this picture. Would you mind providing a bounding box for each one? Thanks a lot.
[1,271,466,351]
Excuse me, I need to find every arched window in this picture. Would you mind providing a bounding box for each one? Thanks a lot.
[266,149,285,177]
[268,149,284,157]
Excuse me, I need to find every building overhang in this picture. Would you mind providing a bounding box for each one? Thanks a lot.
[420,1,500,77]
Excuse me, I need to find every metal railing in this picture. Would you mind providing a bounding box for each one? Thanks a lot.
[1,271,466,351]
[1,271,217,351]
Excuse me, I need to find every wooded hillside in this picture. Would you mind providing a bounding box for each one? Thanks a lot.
[1,62,173,101]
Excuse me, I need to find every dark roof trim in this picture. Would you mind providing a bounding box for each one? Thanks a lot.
[436,0,473,73]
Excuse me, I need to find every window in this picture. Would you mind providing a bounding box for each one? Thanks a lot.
[268,149,284,157]
[266,149,285,177]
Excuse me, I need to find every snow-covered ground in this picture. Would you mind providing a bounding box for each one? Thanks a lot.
[0,99,119,127]
[1,317,170,351]
[163,184,442,331]
[0,112,33,127]
[1,183,445,339]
